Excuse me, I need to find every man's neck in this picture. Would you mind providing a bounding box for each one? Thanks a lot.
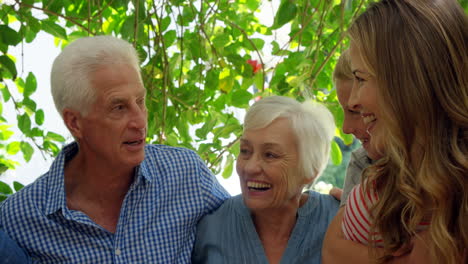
[64,151,135,203]
[63,151,136,233]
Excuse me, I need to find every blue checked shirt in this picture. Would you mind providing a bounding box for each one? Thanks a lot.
[0,142,230,263]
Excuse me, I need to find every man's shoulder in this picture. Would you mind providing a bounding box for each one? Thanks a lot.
[0,171,54,216]
[144,144,198,159]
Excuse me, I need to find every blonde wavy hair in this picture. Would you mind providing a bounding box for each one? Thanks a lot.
[333,49,353,82]
[348,0,468,263]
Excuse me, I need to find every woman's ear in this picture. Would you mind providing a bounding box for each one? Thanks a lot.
[63,108,82,139]
[303,175,315,185]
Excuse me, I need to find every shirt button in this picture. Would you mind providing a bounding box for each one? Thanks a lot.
[115,249,122,256]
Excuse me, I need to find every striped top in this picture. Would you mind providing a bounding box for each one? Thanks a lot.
[342,183,430,247]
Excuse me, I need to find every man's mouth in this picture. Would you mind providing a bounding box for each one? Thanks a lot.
[124,139,144,145]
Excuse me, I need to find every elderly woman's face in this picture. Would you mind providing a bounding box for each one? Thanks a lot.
[237,117,307,211]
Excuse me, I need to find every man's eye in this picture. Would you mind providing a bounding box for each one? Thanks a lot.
[114,105,125,111]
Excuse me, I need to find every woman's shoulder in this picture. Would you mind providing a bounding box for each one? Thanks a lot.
[198,195,245,226]
[306,190,340,208]
[300,190,340,219]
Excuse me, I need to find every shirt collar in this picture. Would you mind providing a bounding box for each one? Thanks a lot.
[44,142,153,215]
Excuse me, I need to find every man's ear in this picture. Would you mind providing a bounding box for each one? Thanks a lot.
[63,108,83,139]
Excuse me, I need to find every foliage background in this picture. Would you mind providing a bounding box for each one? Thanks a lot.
[0,0,467,199]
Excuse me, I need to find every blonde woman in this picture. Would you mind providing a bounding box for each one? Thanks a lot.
[323,0,467,263]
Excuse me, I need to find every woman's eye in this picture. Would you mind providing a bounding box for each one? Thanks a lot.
[240,148,249,155]
[265,152,278,159]
[354,76,365,83]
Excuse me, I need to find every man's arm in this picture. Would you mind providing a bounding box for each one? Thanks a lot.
[197,156,230,214]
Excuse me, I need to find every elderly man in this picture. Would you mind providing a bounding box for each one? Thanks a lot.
[0,36,229,263]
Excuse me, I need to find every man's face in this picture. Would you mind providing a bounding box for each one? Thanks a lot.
[78,63,147,169]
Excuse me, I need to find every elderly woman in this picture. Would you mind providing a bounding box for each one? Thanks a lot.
[192,96,339,264]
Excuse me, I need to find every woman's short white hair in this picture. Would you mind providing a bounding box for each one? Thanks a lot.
[51,35,141,117]
[244,96,335,181]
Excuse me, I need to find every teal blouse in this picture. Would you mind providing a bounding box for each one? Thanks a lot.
[192,190,339,264]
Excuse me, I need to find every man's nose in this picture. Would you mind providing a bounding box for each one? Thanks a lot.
[129,105,147,129]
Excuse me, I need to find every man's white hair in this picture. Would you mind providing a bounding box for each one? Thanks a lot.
[244,96,335,182]
[51,35,141,117]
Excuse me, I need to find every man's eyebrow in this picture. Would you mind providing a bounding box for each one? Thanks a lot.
[109,97,126,105]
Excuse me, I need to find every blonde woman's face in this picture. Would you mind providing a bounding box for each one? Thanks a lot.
[348,43,384,158]
[336,78,380,160]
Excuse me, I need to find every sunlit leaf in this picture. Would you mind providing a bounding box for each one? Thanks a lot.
[41,20,68,40]
[272,0,298,29]
[46,131,65,142]
[330,140,343,165]
[13,181,24,192]
[0,55,17,79]
[24,72,37,97]
[222,155,234,179]
[20,141,34,162]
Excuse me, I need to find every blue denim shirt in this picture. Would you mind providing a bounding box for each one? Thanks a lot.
[0,230,29,263]
[193,190,339,264]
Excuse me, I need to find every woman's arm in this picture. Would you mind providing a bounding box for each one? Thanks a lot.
[322,207,413,264]
[322,207,374,263]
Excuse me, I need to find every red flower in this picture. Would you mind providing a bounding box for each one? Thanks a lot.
[247,59,262,74]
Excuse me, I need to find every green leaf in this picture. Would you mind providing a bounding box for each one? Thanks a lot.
[30,127,43,137]
[15,77,25,94]
[43,140,60,156]
[0,164,8,175]
[41,20,68,40]
[222,155,234,179]
[245,38,265,51]
[6,141,21,155]
[24,72,37,97]
[0,55,17,79]
[0,84,11,102]
[163,30,177,46]
[330,140,343,165]
[230,90,252,108]
[22,97,37,113]
[13,181,24,192]
[213,33,230,49]
[20,141,34,162]
[161,16,171,32]
[18,114,31,134]
[46,131,65,142]
[0,25,20,46]
[272,0,298,29]
[35,109,45,125]
[0,181,13,195]
[342,133,354,146]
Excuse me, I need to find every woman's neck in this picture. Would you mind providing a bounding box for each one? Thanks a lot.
[251,193,309,264]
